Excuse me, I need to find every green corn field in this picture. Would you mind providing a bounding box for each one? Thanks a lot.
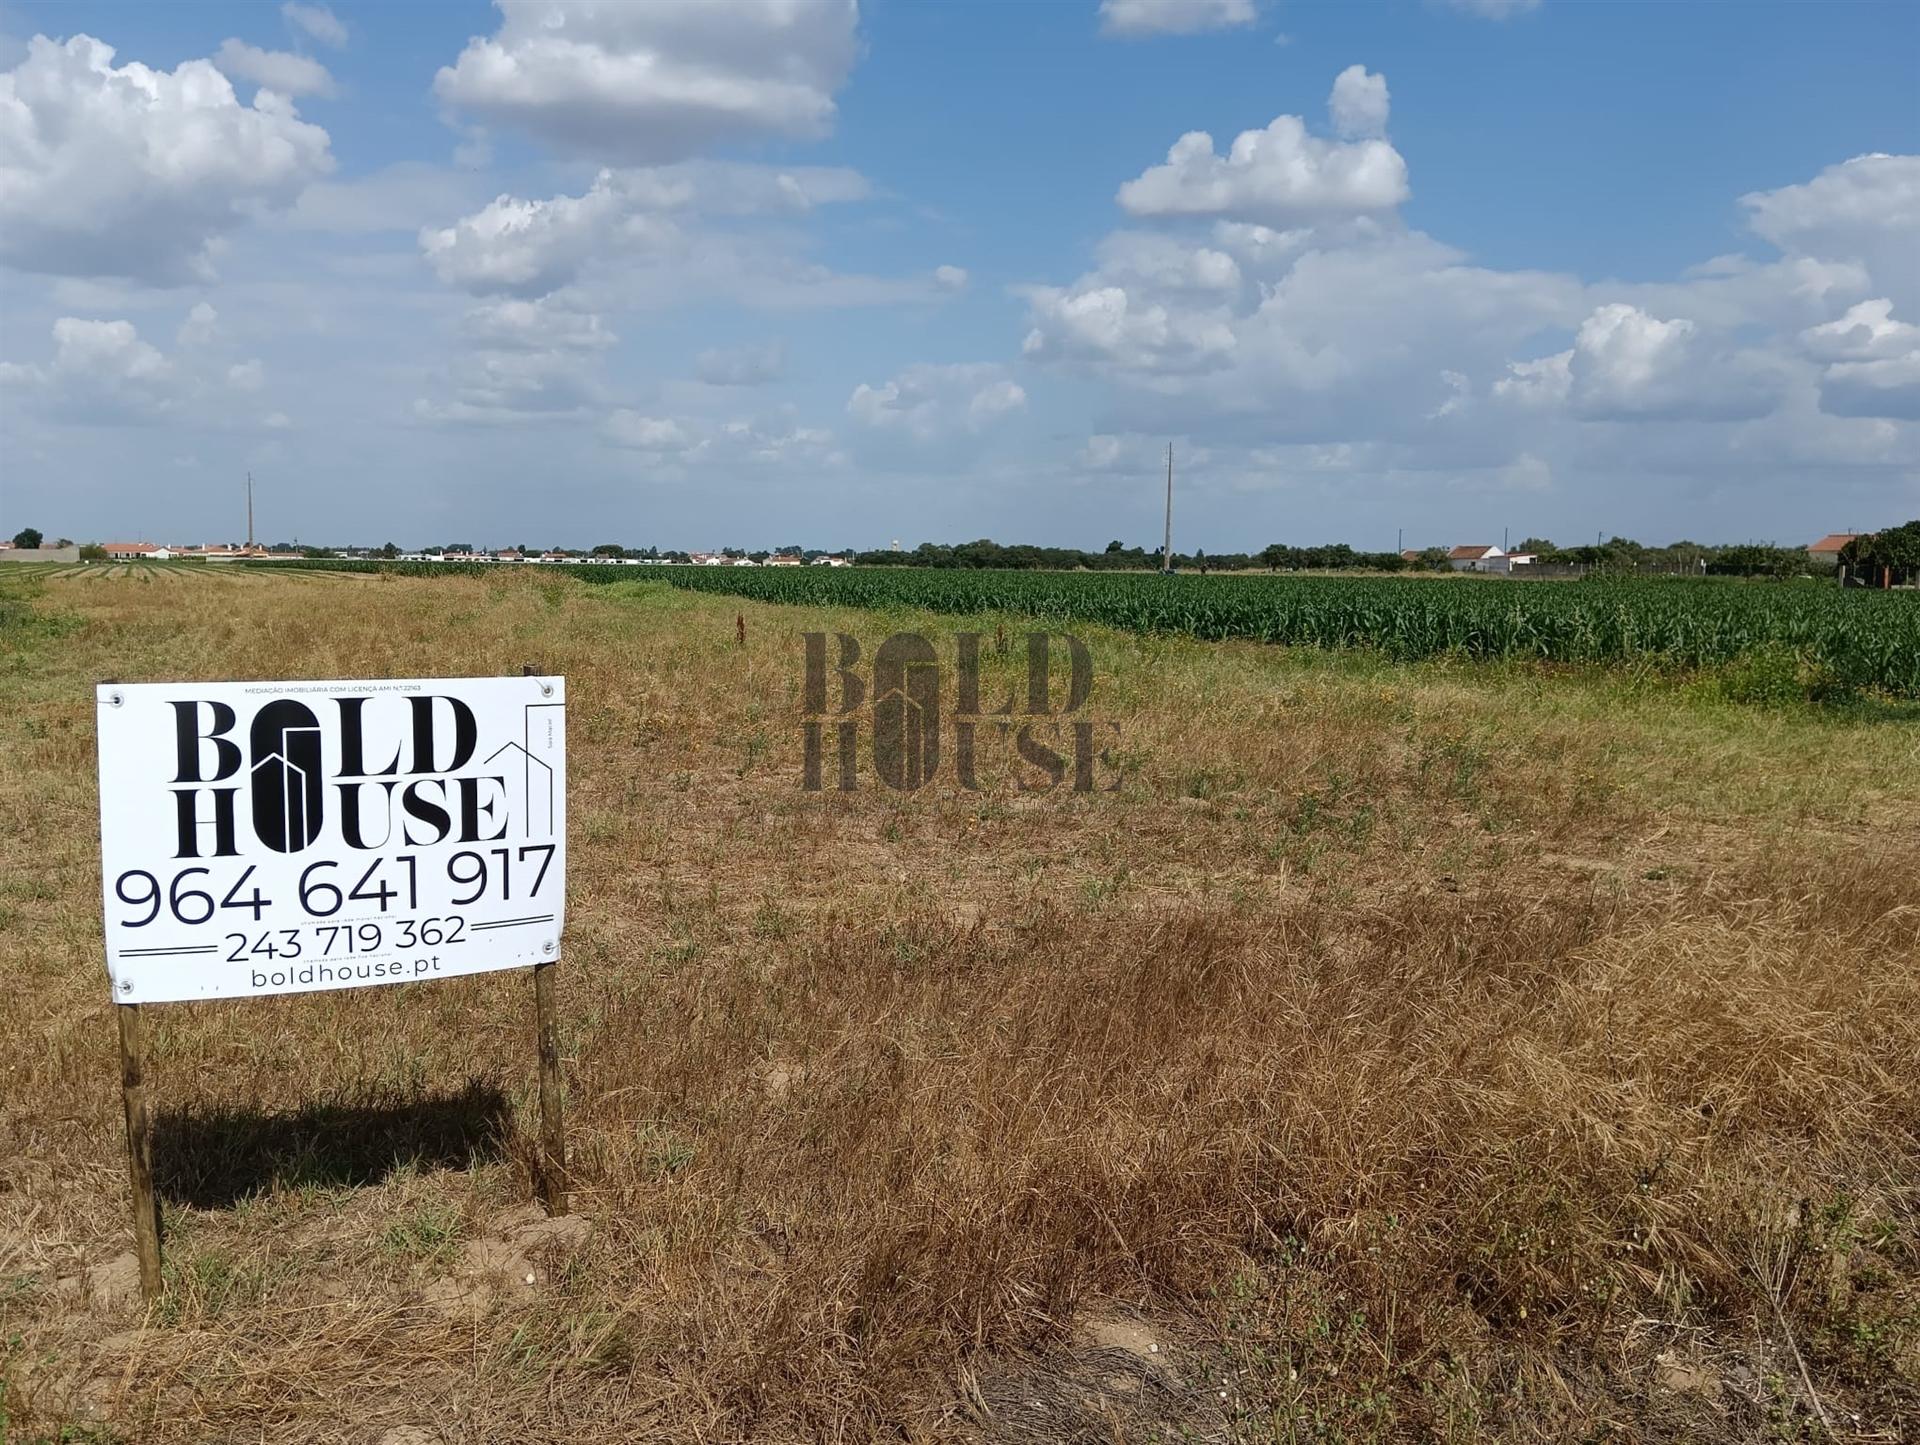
[264,560,1920,697]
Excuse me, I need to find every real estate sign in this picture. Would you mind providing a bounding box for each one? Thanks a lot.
[97,676,566,1004]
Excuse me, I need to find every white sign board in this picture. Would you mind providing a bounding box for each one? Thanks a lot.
[97,676,565,1003]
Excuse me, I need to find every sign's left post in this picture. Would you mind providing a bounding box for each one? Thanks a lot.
[116,1001,163,1301]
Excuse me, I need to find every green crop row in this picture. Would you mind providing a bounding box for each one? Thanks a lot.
[255,560,1920,697]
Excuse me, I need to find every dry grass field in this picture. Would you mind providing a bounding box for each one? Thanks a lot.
[1,563,1916,1443]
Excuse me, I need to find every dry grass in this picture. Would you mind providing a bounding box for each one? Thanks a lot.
[1,564,1916,1443]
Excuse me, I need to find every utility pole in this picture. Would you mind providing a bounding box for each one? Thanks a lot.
[1397,527,1403,556]
[1162,443,1174,574]
[246,473,254,551]
[1503,525,1509,552]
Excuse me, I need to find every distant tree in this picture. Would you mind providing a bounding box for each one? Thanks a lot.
[379,542,399,559]
[79,543,107,562]
[1105,539,1125,554]
[1707,543,1807,579]
[11,527,42,549]
[1841,521,1920,583]
[55,537,73,548]
[300,546,336,559]
[591,543,625,556]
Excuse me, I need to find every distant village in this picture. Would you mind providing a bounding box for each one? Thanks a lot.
[0,529,1896,582]
[0,539,856,568]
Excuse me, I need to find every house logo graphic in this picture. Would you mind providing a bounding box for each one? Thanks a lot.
[249,700,325,852]
[484,718,557,838]
[801,631,1119,794]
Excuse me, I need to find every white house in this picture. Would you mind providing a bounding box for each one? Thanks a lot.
[1448,545,1509,573]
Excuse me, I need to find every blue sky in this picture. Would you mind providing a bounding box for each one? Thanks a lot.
[1,0,1915,553]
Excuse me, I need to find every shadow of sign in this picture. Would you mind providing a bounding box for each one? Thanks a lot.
[152,1078,511,1209]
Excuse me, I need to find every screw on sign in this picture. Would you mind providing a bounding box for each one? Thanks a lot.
[96,671,571,1301]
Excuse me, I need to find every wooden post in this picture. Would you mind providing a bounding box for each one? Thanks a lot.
[533,959,568,1216]
[116,1003,163,1301]
[523,664,568,1216]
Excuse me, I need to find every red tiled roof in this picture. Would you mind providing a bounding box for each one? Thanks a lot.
[1807,533,1861,554]
[1448,544,1499,560]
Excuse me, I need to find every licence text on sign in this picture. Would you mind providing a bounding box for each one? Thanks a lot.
[97,676,566,1003]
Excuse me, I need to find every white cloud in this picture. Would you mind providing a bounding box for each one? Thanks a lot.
[414,343,603,425]
[934,265,970,291]
[433,0,861,163]
[605,160,868,214]
[177,302,220,347]
[696,340,786,385]
[460,297,615,352]
[1117,89,1409,224]
[1819,353,1920,421]
[603,411,691,451]
[212,39,336,97]
[0,317,179,420]
[1800,298,1919,362]
[1427,368,1470,418]
[1093,232,1242,293]
[0,34,334,283]
[1566,302,1782,421]
[1741,154,1920,311]
[227,359,265,391]
[1439,0,1541,17]
[598,408,839,467]
[1492,349,1571,406]
[1567,304,1696,414]
[421,173,645,297]
[847,363,1028,439]
[1020,281,1239,374]
[1211,221,1313,268]
[282,3,347,49]
[1079,432,1208,474]
[419,164,871,298]
[713,412,838,464]
[1100,0,1258,37]
[416,297,614,426]
[1800,299,1920,420]
[1023,225,1575,401]
[1328,65,1389,140]
[416,293,618,428]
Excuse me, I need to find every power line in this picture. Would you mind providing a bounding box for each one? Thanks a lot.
[1162,443,1173,574]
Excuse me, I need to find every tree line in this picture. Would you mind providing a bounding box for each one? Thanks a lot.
[23,524,1916,582]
